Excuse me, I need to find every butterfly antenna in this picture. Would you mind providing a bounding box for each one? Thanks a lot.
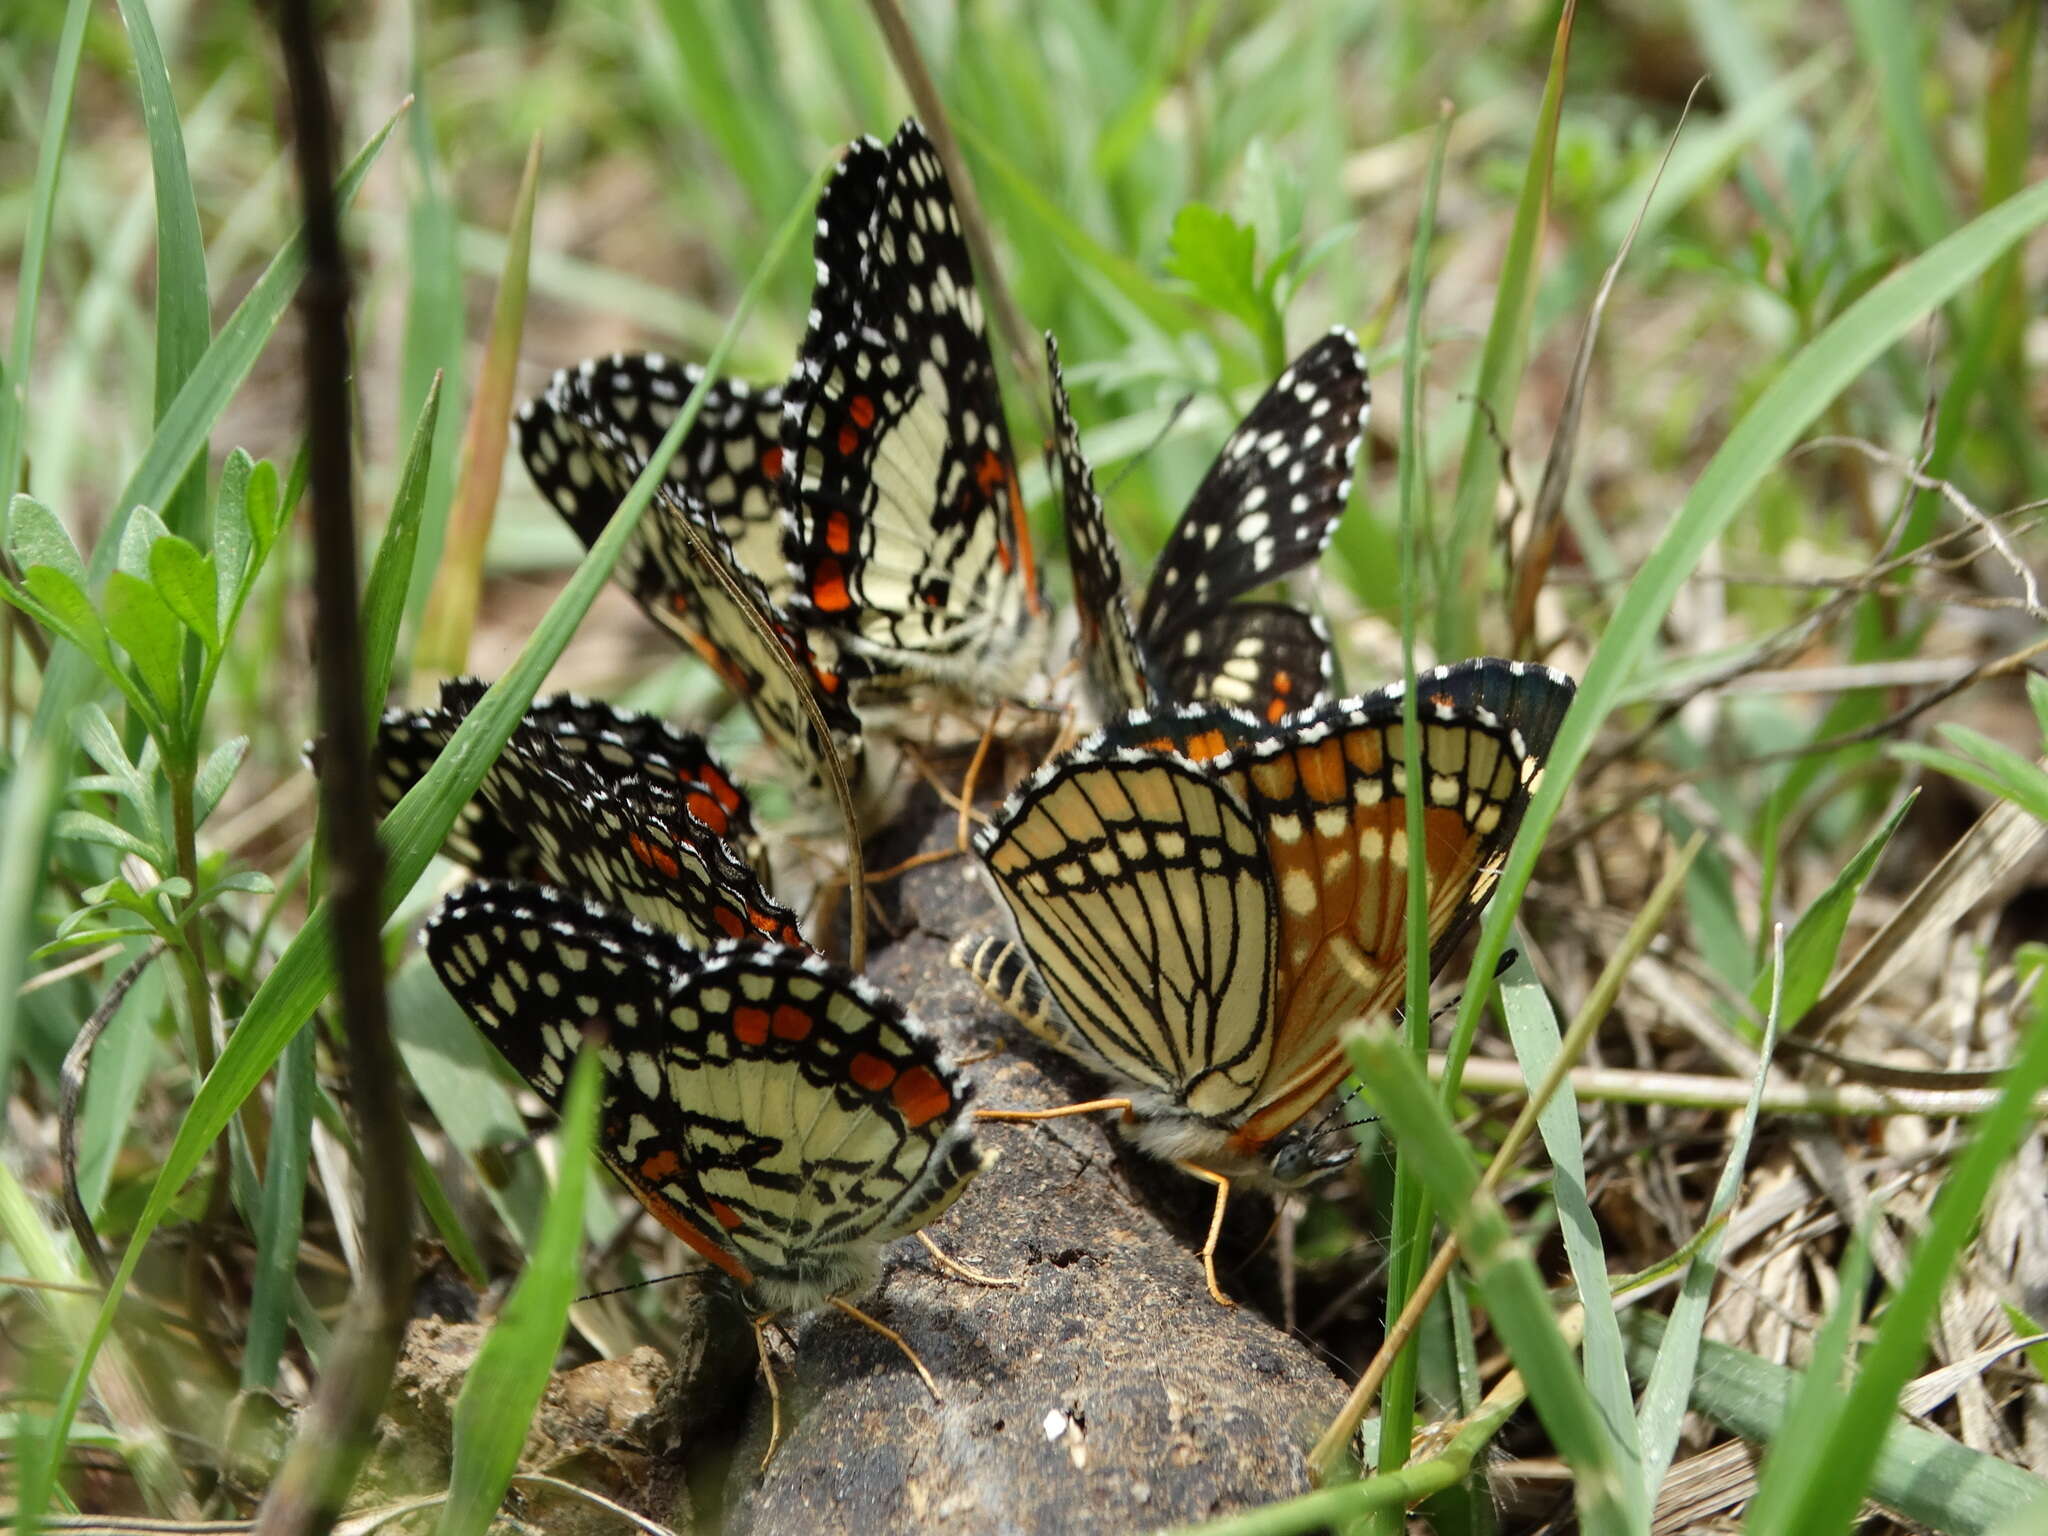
[1103,392,1198,498]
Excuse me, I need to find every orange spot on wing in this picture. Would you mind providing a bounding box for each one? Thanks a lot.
[734,1007,770,1046]
[975,449,1008,494]
[838,424,860,456]
[849,1052,896,1092]
[713,907,746,940]
[825,510,852,554]
[811,558,852,612]
[701,768,741,813]
[639,1149,682,1181]
[707,1199,746,1231]
[771,1004,813,1041]
[686,790,729,835]
[625,1189,753,1285]
[759,446,783,480]
[1298,739,1347,804]
[1183,728,1228,762]
[849,394,876,428]
[891,1065,952,1128]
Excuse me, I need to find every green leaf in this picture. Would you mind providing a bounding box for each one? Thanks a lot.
[72,706,154,826]
[203,871,275,899]
[245,457,283,565]
[242,1028,314,1391]
[148,534,218,651]
[14,565,113,672]
[1751,792,1913,1035]
[6,495,88,589]
[103,570,185,717]
[2026,673,2048,744]
[212,450,255,621]
[436,1049,599,1536]
[52,810,164,868]
[116,504,171,584]
[194,736,249,826]
[1165,203,1263,328]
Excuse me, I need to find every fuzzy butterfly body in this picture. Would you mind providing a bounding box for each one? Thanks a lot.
[428,882,986,1309]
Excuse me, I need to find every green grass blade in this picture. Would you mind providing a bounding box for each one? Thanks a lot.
[113,0,211,543]
[1442,175,2048,1107]
[0,0,91,515]
[360,374,442,724]
[1636,927,1785,1493]
[1769,971,2048,1536]
[411,137,540,685]
[1844,0,1954,246]
[1346,1025,1635,1535]
[1499,969,1644,1522]
[241,1026,315,1392]
[20,162,830,1489]
[1754,790,1914,1037]
[434,1048,598,1536]
[1432,0,1574,655]
[1623,1313,2048,1535]
[1375,101,1454,1505]
[398,18,468,625]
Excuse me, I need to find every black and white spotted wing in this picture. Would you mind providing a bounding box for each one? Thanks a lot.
[781,120,1047,696]
[518,380,863,793]
[1051,328,1368,725]
[374,685,804,949]
[426,881,988,1309]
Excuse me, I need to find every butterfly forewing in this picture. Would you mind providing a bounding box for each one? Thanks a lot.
[783,120,1044,692]
[1135,329,1369,654]
[1048,333,1154,716]
[977,749,1276,1119]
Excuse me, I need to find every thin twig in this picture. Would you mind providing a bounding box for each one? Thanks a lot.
[255,5,413,1531]
[59,941,166,1285]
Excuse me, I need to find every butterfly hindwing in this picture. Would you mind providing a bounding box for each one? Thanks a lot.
[1154,602,1332,725]
[426,881,984,1307]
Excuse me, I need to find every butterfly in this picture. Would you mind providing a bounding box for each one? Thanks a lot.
[517,357,864,795]
[427,880,988,1455]
[780,119,1049,697]
[955,657,1575,1303]
[1048,328,1370,730]
[373,681,803,949]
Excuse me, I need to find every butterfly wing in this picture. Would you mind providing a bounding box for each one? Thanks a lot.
[1211,659,1575,1153]
[376,689,804,949]
[975,745,1276,1120]
[427,882,984,1310]
[782,120,1045,693]
[1153,602,1333,725]
[1136,330,1369,656]
[1047,332,1154,717]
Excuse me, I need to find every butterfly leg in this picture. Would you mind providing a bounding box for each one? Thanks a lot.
[749,1309,787,1469]
[1175,1162,1237,1308]
[953,700,1005,852]
[917,1229,1022,1287]
[827,1295,942,1403]
[974,1097,1134,1124]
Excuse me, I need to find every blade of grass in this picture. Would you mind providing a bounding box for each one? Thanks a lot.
[398,8,468,626]
[19,161,832,1494]
[360,374,442,725]
[1623,1312,2048,1532]
[1845,0,1954,246]
[1758,789,1914,1037]
[241,1026,315,1392]
[1345,1025,1636,1535]
[1768,968,2048,1536]
[1433,0,1575,656]
[1439,175,2048,1114]
[1635,924,1784,1493]
[1373,97,1454,1515]
[434,1047,599,1536]
[410,136,540,688]
[113,0,211,543]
